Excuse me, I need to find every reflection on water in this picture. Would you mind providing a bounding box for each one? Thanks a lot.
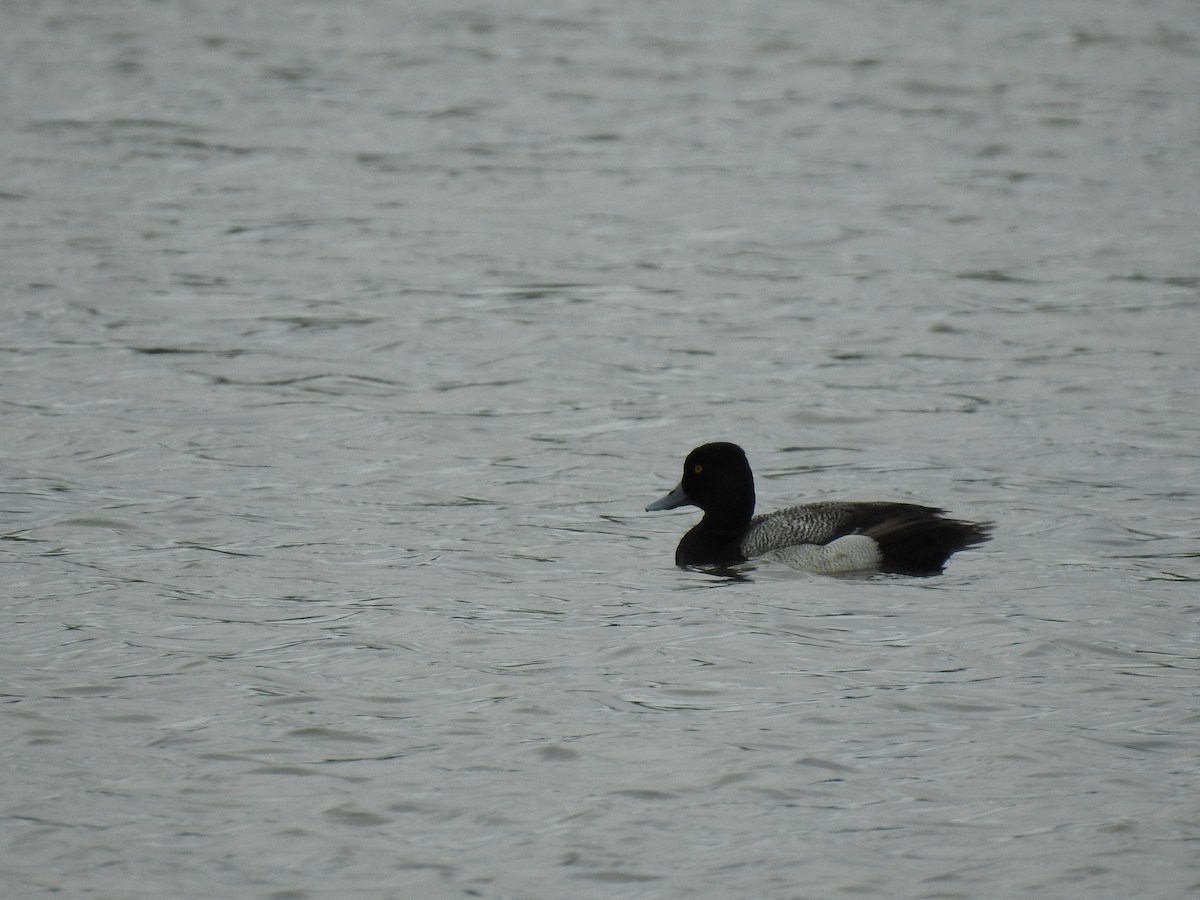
[3,1,1199,898]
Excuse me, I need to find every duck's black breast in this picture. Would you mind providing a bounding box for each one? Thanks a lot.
[674,520,749,567]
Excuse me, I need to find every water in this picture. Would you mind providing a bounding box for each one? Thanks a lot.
[3,1,1199,898]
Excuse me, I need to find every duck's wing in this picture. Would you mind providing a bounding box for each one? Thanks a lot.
[741,501,943,557]
[743,501,991,575]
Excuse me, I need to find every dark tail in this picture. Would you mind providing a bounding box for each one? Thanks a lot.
[864,515,993,576]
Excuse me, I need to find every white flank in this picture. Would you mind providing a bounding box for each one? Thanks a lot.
[759,535,883,574]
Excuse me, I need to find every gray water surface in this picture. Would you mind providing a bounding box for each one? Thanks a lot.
[3,1,1199,898]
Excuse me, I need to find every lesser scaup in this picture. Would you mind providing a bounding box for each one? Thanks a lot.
[646,442,992,575]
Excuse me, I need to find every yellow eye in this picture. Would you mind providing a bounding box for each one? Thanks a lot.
[693,464,703,474]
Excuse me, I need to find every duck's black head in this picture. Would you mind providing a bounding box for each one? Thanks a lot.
[646,442,757,566]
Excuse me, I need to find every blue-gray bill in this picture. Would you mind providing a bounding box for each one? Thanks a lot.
[645,482,691,512]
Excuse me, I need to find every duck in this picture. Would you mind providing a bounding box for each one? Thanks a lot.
[646,442,991,575]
